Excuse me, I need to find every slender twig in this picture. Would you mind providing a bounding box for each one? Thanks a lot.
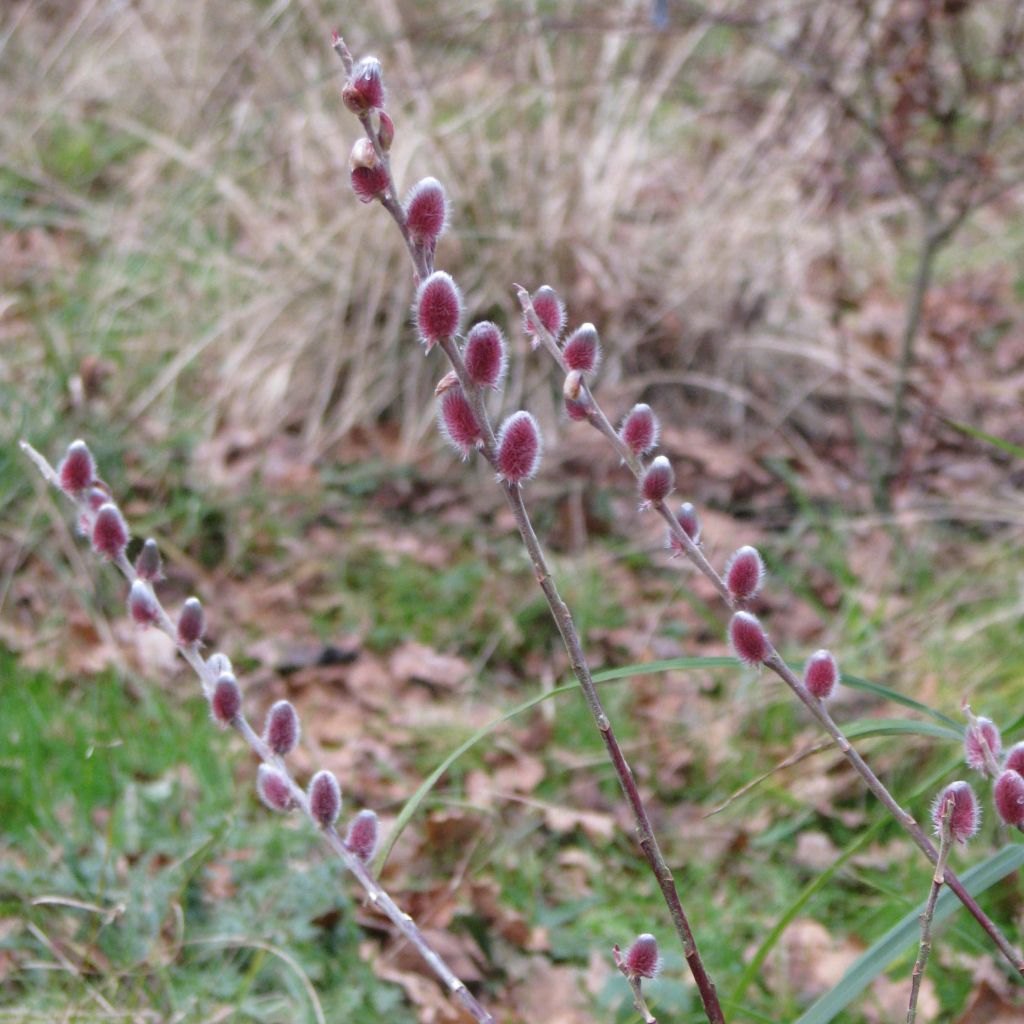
[333,34,726,1024]
[19,440,497,1024]
[519,293,1024,977]
[907,804,952,1024]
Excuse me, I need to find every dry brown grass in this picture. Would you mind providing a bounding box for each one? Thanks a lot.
[2,0,1021,483]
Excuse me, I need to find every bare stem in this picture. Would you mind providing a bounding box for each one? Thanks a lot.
[335,42,726,1024]
[521,307,1024,977]
[20,440,497,1024]
[907,807,952,1024]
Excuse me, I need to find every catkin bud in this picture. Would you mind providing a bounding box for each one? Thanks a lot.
[525,285,566,340]
[620,404,660,456]
[342,56,385,113]
[1005,742,1024,776]
[128,580,160,628]
[667,502,700,553]
[803,649,838,700]
[438,386,483,459]
[562,323,601,375]
[623,934,661,979]
[464,322,507,390]
[376,110,395,151]
[729,611,769,666]
[351,164,389,203]
[994,770,1024,828]
[264,700,301,756]
[964,716,1001,776]
[496,411,542,484]
[639,456,674,507]
[92,503,129,560]
[344,809,380,862]
[564,396,590,421]
[931,780,981,843]
[210,673,241,727]
[309,769,342,828]
[257,764,294,812]
[724,545,765,601]
[58,440,95,495]
[135,538,164,582]
[177,597,205,646]
[207,652,233,678]
[415,271,462,350]
[405,177,449,248]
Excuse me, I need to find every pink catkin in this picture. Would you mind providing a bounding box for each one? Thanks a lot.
[729,611,769,666]
[639,456,674,507]
[377,110,395,151]
[351,165,389,203]
[964,717,1002,775]
[994,770,1024,827]
[620,404,660,456]
[438,387,483,458]
[668,502,701,551]
[177,597,205,646]
[264,700,301,756]
[128,581,160,628]
[724,546,765,601]
[416,272,462,349]
[58,440,95,494]
[496,412,542,483]
[527,285,566,339]
[932,780,981,843]
[309,770,342,827]
[257,765,294,812]
[624,934,661,979]
[405,177,448,247]
[463,322,507,390]
[1005,742,1024,776]
[803,649,838,700]
[344,809,380,862]
[92,504,129,560]
[211,674,241,727]
[562,323,601,375]
[342,56,385,112]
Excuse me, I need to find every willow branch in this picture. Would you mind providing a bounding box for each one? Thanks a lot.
[19,440,497,1024]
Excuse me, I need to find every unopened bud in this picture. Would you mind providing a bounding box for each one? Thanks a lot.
[128,580,160,628]
[994,770,1024,828]
[803,649,838,700]
[344,809,380,862]
[623,934,661,979]
[496,411,542,484]
[562,323,601,375]
[342,56,385,113]
[135,538,164,582]
[210,673,241,727]
[349,137,379,170]
[415,271,462,350]
[377,110,395,151]
[964,715,1001,776]
[309,769,342,828]
[264,700,301,756]
[405,177,448,248]
[1005,742,1024,776]
[207,652,233,677]
[464,321,507,390]
[639,455,674,507]
[92,503,129,560]
[620,404,660,456]
[438,386,483,459]
[257,764,294,812]
[667,502,700,553]
[177,597,205,646]
[563,369,585,401]
[729,611,769,666]
[524,285,565,341]
[724,545,765,601]
[932,780,981,843]
[59,440,95,495]
[564,396,590,421]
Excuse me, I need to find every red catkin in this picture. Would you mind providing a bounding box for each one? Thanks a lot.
[128,580,160,628]
[526,285,566,340]
[667,502,701,553]
[91,503,129,560]
[342,56,385,113]
[994,770,1024,828]
[58,440,95,495]
[135,538,164,582]
[210,674,241,727]
[463,322,507,390]
[964,716,1002,776]
[639,456,674,507]
[405,177,448,248]
[729,611,769,666]
[724,545,765,601]
[309,770,342,828]
[623,934,661,979]
[1005,742,1024,776]
[496,411,542,483]
[177,597,205,646]
[257,764,294,812]
[344,809,380,862]
[562,323,601,375]
[416,272,462,350]
[932,780,981,843]
[438,387,483,458]
[264,700,301,756]
[803,649,838,700]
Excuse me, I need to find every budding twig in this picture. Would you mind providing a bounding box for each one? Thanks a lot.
[20,439,497,1024]
[334,37,726,1024]
[521,292,1024,977]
